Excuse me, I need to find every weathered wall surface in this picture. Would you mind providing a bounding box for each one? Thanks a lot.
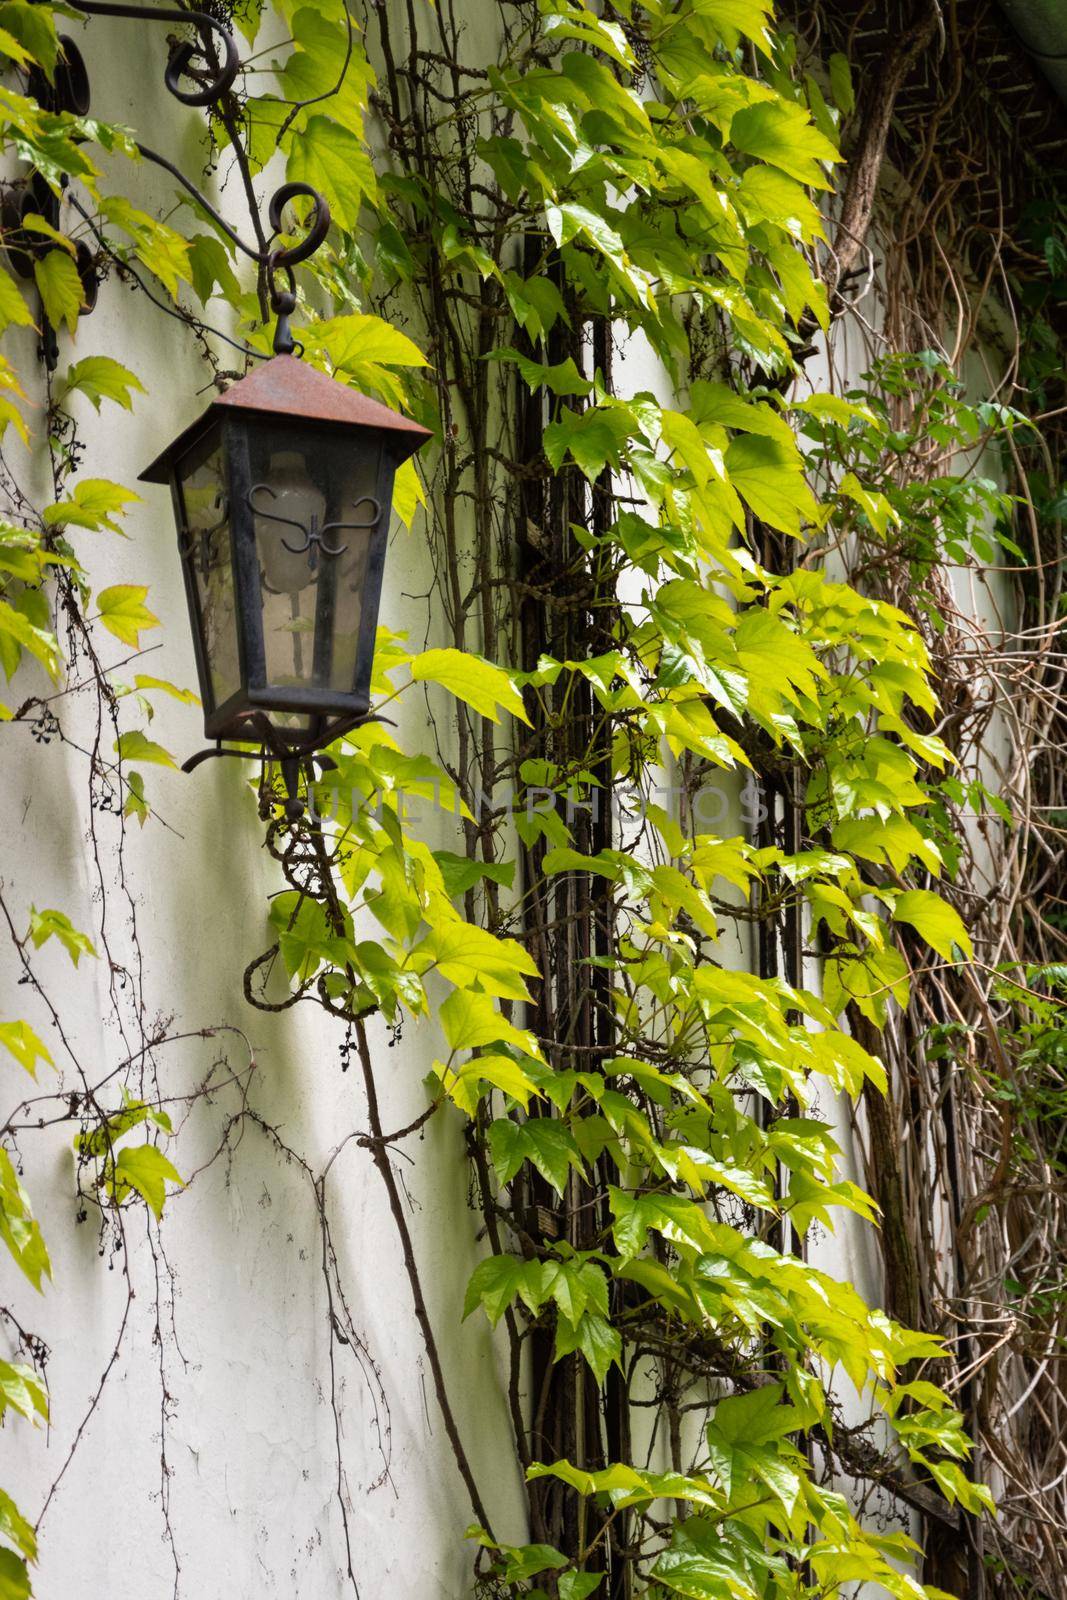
[0,14,525,1598]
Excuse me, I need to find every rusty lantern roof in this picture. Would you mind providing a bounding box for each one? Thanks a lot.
[139,354,433,483]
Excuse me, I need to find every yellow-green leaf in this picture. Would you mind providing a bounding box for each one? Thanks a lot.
[114,729,177,769]
[0,1,58,72]
[392,456,425,529]
[131,674,198,705]
[96,584,159,647]
[0,599,59,680]
[440,987,538,1055]
[43,478,141,534]
[725,433,818,537]
[0,266,33,335]
[0,1148,51,1291]
[0,1020,53,1078]
[99,196,191,297]
[893,889,973,962]
[61,356,146,412]
[28,906,96,965]
[34,248,84,335]
[307,313,427,370]
[114,1144,183,1220]
[411,648,529,724]
[285,114,377,231]
[439,1052,539,1116]
[729,100,842,189]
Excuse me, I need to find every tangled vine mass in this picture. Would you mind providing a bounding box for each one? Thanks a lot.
[1,2,1065,1598]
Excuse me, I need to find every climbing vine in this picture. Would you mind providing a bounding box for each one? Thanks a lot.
[1,3,1065,1599]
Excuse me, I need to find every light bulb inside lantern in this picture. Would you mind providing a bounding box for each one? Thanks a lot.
[255,450,327,595]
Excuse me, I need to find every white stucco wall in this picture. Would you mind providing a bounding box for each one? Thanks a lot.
[0,16,526,1598]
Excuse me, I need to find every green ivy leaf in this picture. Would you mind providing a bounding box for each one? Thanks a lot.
[20,212,75,257]
[114,730,177,770]
[554,1311,621,1384]
[0,1490,35,1564]
[729,100,842,188]
[521,1119,584,1195]
[737,164,824,243]
[829,51,855,114]
[61,357,146,413]
[279,7,374,140]
[0,1360,48,1423]
[502,1544,568,1583]
[487,1119,527,1188]
[0,1546,31,1600]
[0,22,32,65]
[433,851,514,899]
[487,348,592,397]
[544,406,631,483]
[0,1149,50,1291]
[28,907,96,966]
[0,1,58,72]
[838,471,898,537]
[96,584,159,648]
[285,114,377,230]
[0,1021,53,1078]
[270,891,354,983]
[411,648,529,725]
[559,1575,604,1600]
[463,1254,528,1324]
[33,248,83,335]
[122,769,149,828]
[113,1144,183,1220]
[185,232,242,307]
[893,889,973,962]
[0,267,33,335]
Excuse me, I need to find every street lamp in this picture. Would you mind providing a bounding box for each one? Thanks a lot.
[140,354,431,806]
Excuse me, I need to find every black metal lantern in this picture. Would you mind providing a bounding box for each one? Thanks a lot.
[140,355,431,777]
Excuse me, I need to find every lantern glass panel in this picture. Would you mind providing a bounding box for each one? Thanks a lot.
[246,420,384,728]
[175,432,239,714]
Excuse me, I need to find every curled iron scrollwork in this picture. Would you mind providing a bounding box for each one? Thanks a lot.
[8,8,332,365]
[248,485,382,564]
[267,183,333,272]
[66,1,240,106]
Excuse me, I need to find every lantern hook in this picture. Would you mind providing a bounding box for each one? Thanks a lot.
[266,183,333,270]
[265,184,331,355]
[268,268,301,359]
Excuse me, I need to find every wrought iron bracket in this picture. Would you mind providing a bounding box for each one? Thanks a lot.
[12,7,331,366]
[181,713,394,820]
[65,2,240,105]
